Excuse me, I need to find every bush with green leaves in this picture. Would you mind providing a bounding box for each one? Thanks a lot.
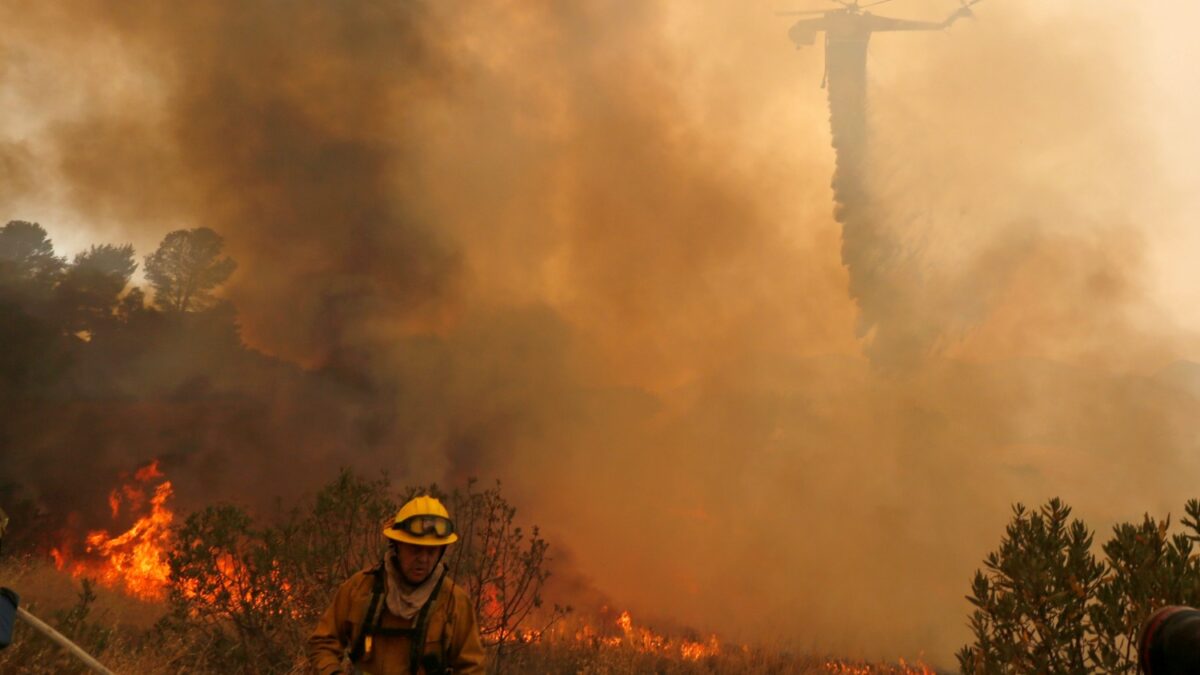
[960,498,1200,674]
[1088,501,1200,673]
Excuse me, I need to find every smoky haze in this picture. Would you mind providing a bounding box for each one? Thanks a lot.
[2,0,1199,664]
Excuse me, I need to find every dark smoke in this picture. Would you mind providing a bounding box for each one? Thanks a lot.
[74,1,462,365]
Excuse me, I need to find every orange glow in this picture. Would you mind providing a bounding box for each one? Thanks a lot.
[481,582,503,624]
[178,553,300,618]
[565,609,721,661]
[51,462,175,601]
[51,461,300,615]
[51,460,306,617]
[823,657,937,674]
[617,610,633,634]
[107,490,121,519]
[680,634,722,661]
[134,461,164,482]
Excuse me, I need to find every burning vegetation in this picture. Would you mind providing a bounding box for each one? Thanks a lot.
[50,461,174,602]
[5,459,942,673]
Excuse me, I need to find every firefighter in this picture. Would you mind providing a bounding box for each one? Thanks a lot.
[1,506,13,651]
[307,496,485,675]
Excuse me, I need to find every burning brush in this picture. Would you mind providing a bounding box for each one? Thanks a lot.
[2,492,124,673]
[50,460,176,601]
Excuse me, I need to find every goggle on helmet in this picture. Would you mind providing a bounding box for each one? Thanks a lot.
[383,495,459,546]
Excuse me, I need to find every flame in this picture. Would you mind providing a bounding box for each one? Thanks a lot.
[50,460,306,618]
[618,610,721,661]
[548,610,930,669]
[560,609,720,661]
[680,634,722,661]
[616,609,633,634]
[134,461,164,482]
[50,460,175,601]
[481,581,503,625]
[177,552,300,618]
[50,461,300,616]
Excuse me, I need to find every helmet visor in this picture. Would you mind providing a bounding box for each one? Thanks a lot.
[392,515,455,539]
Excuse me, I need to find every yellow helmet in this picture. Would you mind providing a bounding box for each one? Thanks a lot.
[383,495,459,546]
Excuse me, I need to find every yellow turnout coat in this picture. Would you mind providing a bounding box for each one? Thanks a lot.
[307,565,485,675]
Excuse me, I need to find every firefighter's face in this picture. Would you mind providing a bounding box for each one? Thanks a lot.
[393,541,443,585]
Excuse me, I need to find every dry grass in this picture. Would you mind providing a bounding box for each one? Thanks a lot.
[1,557,165,628]
[0,557,168,673]
[495,639,948,675]
[500,641,828,674]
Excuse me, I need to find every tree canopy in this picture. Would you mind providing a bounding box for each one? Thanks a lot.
[57,244,138,332]
[0,219,241,396]
[144,227,237,312]
[0,220,65,289]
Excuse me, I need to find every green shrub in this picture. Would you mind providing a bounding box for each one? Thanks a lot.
[1087,501,1200,673]
[960,498,1200,674]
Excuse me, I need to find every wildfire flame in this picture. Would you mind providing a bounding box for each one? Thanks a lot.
[50,460,175,601]
[543,609,929,670]
[561,609,720,661]
[50,459,303,617]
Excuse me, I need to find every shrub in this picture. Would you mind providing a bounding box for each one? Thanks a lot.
[1087,501,1200,673]
[960,498,1200,674]
[958,499,1103,674]
[440,479,569,672]
[157,505,302,672]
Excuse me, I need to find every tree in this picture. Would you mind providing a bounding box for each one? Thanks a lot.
[0,220,65,289]
[57,244,138,333]
[0,221,70,391]
[143,228,236,312]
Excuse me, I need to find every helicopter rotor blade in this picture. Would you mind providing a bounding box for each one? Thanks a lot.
[776,8,834,15]
[860,0,897,7]
[776,0,855,17]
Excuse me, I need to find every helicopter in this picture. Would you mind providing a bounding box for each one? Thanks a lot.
[780,0,982,49]
[778,0,983,19]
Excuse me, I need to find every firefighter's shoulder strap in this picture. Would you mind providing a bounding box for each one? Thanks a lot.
[348,561,387,663]
[409,570,446,674]
[348,562,448,671]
